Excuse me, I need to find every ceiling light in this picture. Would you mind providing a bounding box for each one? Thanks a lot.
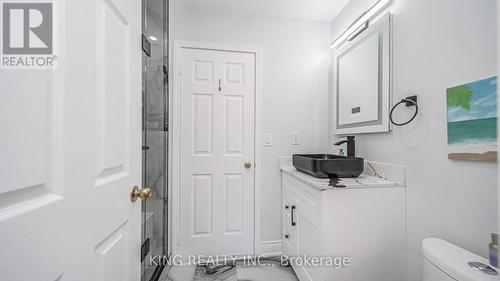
[149,36,157,41]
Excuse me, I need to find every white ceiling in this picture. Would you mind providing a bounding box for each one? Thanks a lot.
[171,0,352,22]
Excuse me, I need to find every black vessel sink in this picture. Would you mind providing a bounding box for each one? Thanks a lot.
[292,154,364,178]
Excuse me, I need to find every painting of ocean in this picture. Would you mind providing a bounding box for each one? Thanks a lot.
[447,76,497,161]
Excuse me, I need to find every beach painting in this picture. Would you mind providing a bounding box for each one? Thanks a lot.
[447,76,497,161]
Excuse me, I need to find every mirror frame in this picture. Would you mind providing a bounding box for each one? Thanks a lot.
[333,13,392,135]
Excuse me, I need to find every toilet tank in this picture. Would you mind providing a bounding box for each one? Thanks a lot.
[423,257,456,281]
[422,238,498,281]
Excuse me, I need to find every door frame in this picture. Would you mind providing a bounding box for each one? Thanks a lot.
[169,41,263,256]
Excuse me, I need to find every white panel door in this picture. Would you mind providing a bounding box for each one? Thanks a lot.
[178,48,255,256]
[0,0,142,280]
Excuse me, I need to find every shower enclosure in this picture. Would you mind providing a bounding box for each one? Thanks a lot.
[141,0,169,280]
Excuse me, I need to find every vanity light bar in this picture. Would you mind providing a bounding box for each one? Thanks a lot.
[330,0,391,49]
[346,21,369,42]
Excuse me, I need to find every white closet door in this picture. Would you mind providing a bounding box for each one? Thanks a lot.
[178,47,255,256]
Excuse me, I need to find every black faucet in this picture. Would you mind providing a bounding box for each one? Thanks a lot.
[334,136,355,157]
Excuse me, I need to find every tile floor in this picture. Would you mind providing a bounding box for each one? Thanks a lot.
[159,257,299,281]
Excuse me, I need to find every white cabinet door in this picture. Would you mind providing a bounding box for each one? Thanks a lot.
[282,200,297,257]
[0,0,142,280]
[282,177,298,257]
[177,47,255,256]
[295,201,324,281]
[282,211,295,256]
[282,175,324,281]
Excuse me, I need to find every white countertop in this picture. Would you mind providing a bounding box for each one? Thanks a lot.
[280,156,405,190]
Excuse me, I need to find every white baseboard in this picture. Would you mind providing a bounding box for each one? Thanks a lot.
[259,240,282,256]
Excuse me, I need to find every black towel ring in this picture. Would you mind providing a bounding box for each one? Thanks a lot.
[389,96,418,126]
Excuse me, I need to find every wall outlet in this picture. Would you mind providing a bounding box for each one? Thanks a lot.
[264,133,273,147]
[291,131,300,145]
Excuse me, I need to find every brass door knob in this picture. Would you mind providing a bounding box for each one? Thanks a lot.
[130,186,152,202]
[244,161,253,169]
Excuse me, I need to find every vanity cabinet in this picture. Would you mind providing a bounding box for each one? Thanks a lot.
[281,172,406,281]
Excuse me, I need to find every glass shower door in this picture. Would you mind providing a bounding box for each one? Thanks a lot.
[141,0,168,280]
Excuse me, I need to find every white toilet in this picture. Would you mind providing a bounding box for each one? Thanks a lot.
[422,238,498,281]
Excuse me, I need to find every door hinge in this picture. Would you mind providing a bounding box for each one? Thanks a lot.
[142,34,151,57]
[141,238,150,262]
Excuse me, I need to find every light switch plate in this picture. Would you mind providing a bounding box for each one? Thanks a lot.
[291,131,300,145]
[264,133,273,147]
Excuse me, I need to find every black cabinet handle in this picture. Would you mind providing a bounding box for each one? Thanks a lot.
[284,233,289,239]
[291,205,296,226]
[285,205,289,210]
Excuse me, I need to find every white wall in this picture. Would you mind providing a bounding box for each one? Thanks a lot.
[171,8,331,249]
[331,0,498,280]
